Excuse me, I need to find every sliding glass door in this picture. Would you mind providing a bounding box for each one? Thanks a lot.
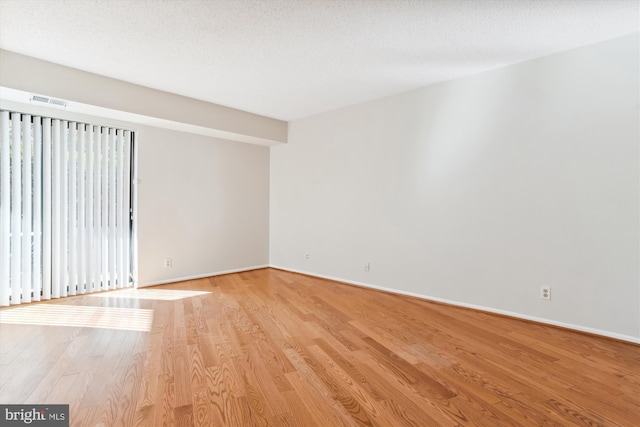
[0,110,134,305]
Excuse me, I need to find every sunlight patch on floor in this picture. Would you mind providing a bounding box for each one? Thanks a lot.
[0,304,154,331]
[88,288,210,300]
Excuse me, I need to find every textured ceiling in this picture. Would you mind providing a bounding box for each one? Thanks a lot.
[0,0,638,121]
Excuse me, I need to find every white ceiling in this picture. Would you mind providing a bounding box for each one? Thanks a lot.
[0,0,638,121]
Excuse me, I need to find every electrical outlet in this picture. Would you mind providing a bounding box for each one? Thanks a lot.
[540,286,551,301]
[164,258,172,268]
[305,253,310,260]
[364,262,370,272]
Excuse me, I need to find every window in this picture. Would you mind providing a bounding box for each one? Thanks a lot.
[0,110,134,305]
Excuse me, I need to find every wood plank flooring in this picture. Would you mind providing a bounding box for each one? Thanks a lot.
[0,268,638,426]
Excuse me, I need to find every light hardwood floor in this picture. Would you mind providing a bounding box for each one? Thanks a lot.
[0,268,638,426]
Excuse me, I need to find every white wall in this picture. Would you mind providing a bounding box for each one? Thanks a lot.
[138,126,270,285]
[270,34,640,340]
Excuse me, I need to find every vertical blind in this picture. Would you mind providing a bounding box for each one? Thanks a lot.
[0,110,134,305]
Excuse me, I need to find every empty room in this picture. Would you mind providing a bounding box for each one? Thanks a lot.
[0,0,638,426]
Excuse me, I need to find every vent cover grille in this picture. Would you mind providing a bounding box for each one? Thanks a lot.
[30,94,68,108]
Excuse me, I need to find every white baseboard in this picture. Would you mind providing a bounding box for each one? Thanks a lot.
[270,265,640,345]
[139,264,270,287]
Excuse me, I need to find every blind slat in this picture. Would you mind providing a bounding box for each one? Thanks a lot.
[92,126,101,293]
[33,118,42,301]
[60,121,68,297]
[52,119,61,298]
[11,112,22,303]
[124,131,132,288]
[109,129,117,289]
[86,125,95,294]
[100,128,108,290]
[117,130,125,289]
[69,123,78,295]
[0,111,10,305]
[42,118,52,300]
[78,124,86,294]
[21,115,32,303]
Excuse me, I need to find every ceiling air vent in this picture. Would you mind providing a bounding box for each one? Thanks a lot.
[30,94,68,109]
